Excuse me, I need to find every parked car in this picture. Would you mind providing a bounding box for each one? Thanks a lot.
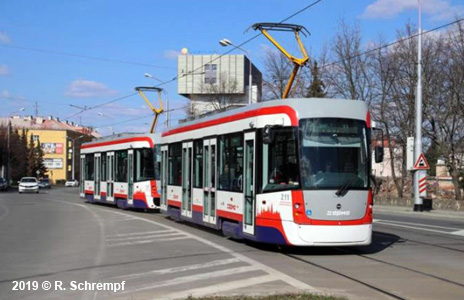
[65,180,79,187]
[18,177,39,194]
[38,178,51,189]
[0,178,8,191]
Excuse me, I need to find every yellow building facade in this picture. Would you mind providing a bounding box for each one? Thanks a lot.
[27,129,71,183]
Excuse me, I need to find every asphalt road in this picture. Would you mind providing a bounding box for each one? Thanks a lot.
[0,188,463,300]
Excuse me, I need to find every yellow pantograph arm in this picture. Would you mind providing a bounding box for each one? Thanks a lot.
[253,23,310,99]
[135,87,164,133]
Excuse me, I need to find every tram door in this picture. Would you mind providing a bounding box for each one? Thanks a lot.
[128,150,134,202]
[243,132,256,235]
[94,153,101,199]
[203,138,217,224]
[182,142,193,217]
[107,152,114,202]
[160,145,168,210]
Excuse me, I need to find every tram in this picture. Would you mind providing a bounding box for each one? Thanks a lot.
[159,97,382,246]
[80,133,161,210]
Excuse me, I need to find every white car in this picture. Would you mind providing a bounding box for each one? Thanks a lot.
[65,180,79,187]
[18,177,39,194]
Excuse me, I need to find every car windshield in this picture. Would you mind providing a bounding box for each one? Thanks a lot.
[299,118,369,190]
[0,178,5,183]
[21,178,37,183]
[40,179,49,183]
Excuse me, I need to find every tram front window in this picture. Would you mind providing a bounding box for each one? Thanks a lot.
[299,118,369,190]
[262,128,300,192]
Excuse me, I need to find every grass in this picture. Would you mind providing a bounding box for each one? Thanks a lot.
[186,293,347,300]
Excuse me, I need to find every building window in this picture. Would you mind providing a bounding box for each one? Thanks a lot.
[218,133,243,192]
[33,135,39,142]
[115,150,128,182]
[168,143,182,186]
[204,64,217,84]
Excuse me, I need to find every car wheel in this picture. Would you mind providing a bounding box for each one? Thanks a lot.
[36,190,39,194]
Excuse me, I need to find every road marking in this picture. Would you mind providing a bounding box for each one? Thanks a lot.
[157,275,281,300]
[375,220,464,236]
[374,219,463,231]
[108,229,174,237]
[111,258,241,280]
[451,230,464,236]
[107,236,191,247]
[46,197,318,294]
[120,266,259,294]
[106,232,182,242]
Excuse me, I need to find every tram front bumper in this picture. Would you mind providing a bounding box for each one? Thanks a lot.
[284,223,372,246]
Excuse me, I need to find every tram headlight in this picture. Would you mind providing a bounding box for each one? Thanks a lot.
[294,203,300,209]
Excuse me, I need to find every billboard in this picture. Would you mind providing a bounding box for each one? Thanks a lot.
[43,158,63,169]
[41,143,63,154]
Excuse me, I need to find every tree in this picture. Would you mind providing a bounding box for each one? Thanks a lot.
[35,139,47,178]
[306,61,326,98]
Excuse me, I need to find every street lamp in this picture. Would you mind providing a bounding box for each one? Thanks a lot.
[219,38,253,105]
[144,72,170,128]
[67,135,85,181]
[7,108,25,183]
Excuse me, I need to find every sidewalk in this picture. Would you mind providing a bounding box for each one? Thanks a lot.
[374,204,464,220]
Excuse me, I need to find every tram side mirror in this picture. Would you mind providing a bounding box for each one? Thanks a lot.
[263,125,273,144]
[375,146,384,163]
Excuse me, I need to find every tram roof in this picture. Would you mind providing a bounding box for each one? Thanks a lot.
[82,132,160,147]
[165,97,368,133]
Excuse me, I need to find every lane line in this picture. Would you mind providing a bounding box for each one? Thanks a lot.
[375,221,462,236]
[106,232,182,242]
[157,275,281,300]
[451,230,464,236]
[119,266,260,294]
[107,236,191,247]
[108,229,174,237]
[374,219,463,231]
[110,258,241,280]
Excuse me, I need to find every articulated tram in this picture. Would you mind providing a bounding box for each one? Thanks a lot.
[80,133,161,209]
[81,98,381,246]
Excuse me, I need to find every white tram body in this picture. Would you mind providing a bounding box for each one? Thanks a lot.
[80,133,161,210]
[160,98,374,246]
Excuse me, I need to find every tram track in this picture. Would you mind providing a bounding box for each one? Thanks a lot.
[283,253,409,300]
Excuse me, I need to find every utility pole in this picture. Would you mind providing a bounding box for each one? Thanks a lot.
[414,0,424,211]
[35,101,39,117]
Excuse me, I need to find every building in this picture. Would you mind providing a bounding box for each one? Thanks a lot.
[178,54,262,116]
[0,115,98,183]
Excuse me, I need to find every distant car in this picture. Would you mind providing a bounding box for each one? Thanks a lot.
[65,180,79,187]
[18,177,39,194]
[38,178,51,189]
[0,178,8,191]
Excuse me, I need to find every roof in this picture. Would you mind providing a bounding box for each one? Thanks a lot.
[0,115,101,138]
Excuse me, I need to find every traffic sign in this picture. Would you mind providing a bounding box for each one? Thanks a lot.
[414,153,430,170]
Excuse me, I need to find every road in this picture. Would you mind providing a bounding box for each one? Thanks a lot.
[0,188,463,300]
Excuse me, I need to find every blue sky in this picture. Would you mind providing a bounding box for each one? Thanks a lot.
[1,0,463,136]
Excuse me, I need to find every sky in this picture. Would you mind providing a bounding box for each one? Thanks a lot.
[1,0,463,136]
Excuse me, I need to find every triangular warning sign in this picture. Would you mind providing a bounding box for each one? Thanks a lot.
[414,153,430,170]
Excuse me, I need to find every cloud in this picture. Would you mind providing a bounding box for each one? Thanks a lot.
[0,64,10,76]
[0,31,10,44]
[164,49,180,60]
[65,79,118,98]
[1,90,10,98]
[362,0,464,21]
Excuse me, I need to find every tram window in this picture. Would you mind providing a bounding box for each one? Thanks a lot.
[193,140,203,188]
[154,145,161,181]
[262,128,300,192]
[115,150,128,182]
[85,154,94,181]
[135,148,155,182]
[218,133,243,192]
[168,143,182,186]
[101,154,107,181]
